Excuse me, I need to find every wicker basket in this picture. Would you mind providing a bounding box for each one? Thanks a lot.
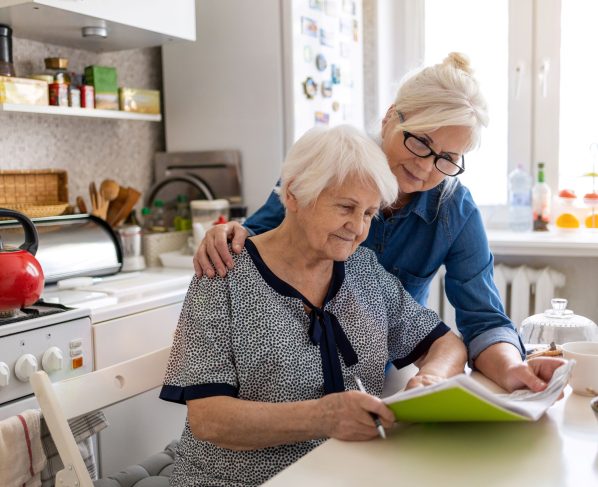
[0,169,70,218]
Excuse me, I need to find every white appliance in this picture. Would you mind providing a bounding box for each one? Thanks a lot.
[0,304,93,421]
[42,267,192,476]
[162,0,364,212]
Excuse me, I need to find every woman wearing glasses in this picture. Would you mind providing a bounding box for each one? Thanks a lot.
[193,52,563,393]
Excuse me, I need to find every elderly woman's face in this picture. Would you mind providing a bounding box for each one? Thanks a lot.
[294,174,381,262]
[381,112,471,194]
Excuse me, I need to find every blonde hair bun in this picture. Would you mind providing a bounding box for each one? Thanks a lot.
[443,52,473,75]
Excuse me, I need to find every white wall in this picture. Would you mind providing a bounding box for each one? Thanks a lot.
[162,0,285,213]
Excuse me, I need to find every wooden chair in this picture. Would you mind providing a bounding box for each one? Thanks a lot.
[30,346,171,487]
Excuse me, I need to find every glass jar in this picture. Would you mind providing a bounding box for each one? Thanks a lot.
[554,189,581,230]
[0,24,15,77]
[191,199,229,245]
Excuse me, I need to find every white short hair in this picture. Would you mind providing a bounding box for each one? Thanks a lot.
[277,125,398,208]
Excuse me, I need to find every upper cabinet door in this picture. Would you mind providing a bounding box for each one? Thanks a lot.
[0,0,196,51]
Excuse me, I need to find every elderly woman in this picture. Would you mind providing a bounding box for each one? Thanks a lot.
[194,53,565,393]
[160,125,466,486]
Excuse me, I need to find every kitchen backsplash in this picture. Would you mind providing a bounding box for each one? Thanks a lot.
[0,37,165,209]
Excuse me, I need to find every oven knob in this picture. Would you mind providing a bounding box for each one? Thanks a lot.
[42,347,64,373]
[0,362,10,387]
[14,354,38,382]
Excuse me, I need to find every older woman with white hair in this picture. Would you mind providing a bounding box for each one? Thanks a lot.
[193,52,566,394]
[160,125,466,487]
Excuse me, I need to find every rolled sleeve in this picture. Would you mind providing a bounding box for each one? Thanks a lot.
[468,327,525,368]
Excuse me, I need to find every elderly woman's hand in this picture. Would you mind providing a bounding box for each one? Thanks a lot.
[193,222,249,278]
[318,390,395,441]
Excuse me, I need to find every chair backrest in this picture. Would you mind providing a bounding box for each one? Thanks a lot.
[30,346,171,487]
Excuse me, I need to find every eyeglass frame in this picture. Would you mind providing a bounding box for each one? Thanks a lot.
[397,111,465,177]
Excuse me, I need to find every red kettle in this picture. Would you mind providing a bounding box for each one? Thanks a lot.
[0,208,44,314]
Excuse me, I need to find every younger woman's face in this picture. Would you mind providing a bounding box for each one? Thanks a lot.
[381,111,471,194]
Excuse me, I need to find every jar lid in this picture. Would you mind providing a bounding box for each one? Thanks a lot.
[44,57,68,70]
[191,199,229,210]
[0,24,12,37]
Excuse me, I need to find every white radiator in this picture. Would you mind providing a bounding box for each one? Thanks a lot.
[428,265,566,331]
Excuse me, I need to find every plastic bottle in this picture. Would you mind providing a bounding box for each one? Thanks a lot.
[173,194,192,231]
[151,199,167,232]
[532,162,551,231]
[508,165,533,232]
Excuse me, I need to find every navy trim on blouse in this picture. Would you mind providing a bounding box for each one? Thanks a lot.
[159,383,239,405]
[392,322,451,369]
[245,239,358,394]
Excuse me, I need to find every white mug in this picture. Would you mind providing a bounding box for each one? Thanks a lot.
[561,341,598,396]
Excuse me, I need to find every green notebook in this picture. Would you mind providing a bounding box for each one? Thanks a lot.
[382,360,574,423]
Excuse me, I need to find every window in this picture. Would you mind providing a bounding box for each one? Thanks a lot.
[424,0,509,205]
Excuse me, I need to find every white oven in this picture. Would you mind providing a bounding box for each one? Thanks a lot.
[0,305,93,421]
[43,267,192,476]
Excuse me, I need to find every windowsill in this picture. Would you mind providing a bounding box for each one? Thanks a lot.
[487,229,598,257]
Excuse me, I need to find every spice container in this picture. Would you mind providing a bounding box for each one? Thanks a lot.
[80,85,94,108]
[44,57,71,85]
[49,82,68,106]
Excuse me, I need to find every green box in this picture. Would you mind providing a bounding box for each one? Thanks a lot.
[84,65,118,110]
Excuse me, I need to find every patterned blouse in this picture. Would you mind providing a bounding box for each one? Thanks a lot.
[160,239,449,486]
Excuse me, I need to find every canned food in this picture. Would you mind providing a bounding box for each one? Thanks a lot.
[80,85,94,108]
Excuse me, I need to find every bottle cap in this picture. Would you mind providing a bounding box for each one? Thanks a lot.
[44,57,69,70]
[153,199,165,207]
[141,207,151,215]
[177,194,189,203]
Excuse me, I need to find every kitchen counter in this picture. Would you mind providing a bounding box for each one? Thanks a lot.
[264,388,598,487]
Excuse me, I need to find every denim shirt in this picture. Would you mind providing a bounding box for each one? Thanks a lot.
[244,180,525,365]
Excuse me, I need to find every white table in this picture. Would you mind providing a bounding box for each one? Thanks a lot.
[264,388,598,487]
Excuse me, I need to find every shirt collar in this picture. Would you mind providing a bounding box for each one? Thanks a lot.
[393,182,445,224]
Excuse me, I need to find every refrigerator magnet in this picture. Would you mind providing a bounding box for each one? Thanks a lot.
[342,0,356,15]
[301,17,318,37]
[339,18,352,37]
[309,0,323,10]
[304,45,314,62]
[331,64,341,84]
[332,101,340,112]
[321,81,333,98]
[315,53,328,71]
[353,19,359,42]
[303,77,318,99]
[315,111,330,125]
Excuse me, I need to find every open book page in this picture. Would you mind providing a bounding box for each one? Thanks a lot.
[382,360,574,422]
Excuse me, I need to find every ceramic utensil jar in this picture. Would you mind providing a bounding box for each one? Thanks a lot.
[521,298,598,345]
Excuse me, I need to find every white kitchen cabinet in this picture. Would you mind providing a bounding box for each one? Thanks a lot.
[0,0,195,51]
[93,301,186,476]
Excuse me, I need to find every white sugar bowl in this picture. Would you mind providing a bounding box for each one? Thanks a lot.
[520,298,598,345]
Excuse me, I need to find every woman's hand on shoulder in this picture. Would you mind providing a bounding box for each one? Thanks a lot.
[193,222,249,278]
[317,391,395,441]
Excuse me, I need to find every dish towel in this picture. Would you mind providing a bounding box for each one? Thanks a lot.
[40,411,109,487]
[0,408,47,487]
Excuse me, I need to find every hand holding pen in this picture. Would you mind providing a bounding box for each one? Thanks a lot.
[354,375,387,439]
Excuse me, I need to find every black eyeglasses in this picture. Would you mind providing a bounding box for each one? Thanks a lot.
[402,131,465,177]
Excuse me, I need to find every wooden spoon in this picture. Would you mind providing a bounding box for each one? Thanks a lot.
[76,196,88,214]
[99,179,120,220]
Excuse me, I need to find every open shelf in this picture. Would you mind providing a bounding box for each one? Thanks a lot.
[0,103,162,121]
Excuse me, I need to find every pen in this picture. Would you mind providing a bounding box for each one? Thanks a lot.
[354,375,386,439]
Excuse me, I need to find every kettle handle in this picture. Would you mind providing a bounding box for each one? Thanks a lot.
[0,208,39,255]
